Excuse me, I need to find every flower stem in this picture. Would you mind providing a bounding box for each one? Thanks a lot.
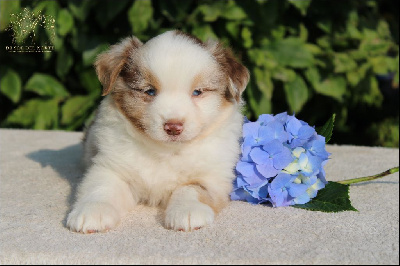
[337,166,399,185]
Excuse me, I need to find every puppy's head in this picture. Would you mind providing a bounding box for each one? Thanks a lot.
[95,30,249,143]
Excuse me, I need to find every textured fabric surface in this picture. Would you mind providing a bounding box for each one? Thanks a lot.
[0,129,398,265]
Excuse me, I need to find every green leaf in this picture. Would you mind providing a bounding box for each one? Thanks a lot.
[299,23,308,42]
[25,73,69,98]
[4,98,60,129]
[284,74,309,113]
[61,95,95,125]
[0,0,20,31]
[288,0,311,16]
[293,181,358,213]
[316,114,336,143]
[225,21,241,39]
[0,68,22,103]
[246,81,272,116]
[220,2,247,20]
[305,43,323,55]
[241,27,253,48]
[68,0,94,22]
[263,37,314,68]
[158,0,193,23]
[33,0,59,18]
[95,0,128,28]
[361,76,383,106]
[305,67,320,89]
[394,56,399,86]
[191,24,217,42]
[82,43,109,67]
[253,67,273,99]
[272,68,296,82]
[56,48,74,78]
[334,53,357,73]
[57,8,74,36]
[248,48,278,69]
[314,76,346,101]
[128,0,153,34]
[360,33,391,56]
[79,69,102,95]
[369,56,397,75]
[198,3,222,22]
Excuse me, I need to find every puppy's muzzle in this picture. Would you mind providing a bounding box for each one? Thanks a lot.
[164,120,184,136]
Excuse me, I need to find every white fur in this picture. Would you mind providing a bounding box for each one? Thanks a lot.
[67,31,246,233]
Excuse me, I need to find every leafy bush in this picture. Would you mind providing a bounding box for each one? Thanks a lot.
[0,0,398,147]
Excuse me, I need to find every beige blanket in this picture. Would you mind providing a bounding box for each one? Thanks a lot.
[0,129,398,264]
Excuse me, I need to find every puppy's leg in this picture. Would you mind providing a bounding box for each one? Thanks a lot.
[164,183,228,232]
[67,165,135,233]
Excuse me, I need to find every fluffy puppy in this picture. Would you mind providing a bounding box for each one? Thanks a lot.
[67,30,249,233]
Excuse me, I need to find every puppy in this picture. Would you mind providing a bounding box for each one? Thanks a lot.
[67,30,249,233]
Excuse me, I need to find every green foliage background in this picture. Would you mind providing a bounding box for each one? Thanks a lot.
[0,0,398,147]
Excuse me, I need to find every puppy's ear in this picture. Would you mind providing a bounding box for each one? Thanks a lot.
[95,36,143,96]
[207,41,250,102]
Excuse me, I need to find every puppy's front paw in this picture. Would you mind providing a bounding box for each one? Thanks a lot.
[165,200,214,232]
[67,202,120,234]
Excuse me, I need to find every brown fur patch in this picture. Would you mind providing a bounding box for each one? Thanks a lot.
[112,64,162,134]
[95,36,143,96]
[112,89,148,133]
[207,41,250,102]
[183,181,229,214]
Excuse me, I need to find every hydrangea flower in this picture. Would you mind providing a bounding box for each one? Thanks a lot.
[231,112,330,207]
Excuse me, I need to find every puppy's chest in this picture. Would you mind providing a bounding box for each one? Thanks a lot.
[122,142,213,185]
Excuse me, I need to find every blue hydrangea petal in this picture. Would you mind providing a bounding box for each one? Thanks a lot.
[258,114,274,125]
[243,122,260,138]
[286,116,302,136]
[317,160,329,184]
[306,135,330,159]
[274,112,288,124]
[270,173,292,190]
[258,126,275,145]
[298,152,322,176]
[246,182,269,200]
[312,178,325,191]
[230,188,260,204]
[269,186,293,207]
[293,192,311,204]
[271,120,290,143]
[287,183,309,197]
[272,146,293,170]
[249,147,271,165]
[236,161,256,177]
[256,161,279,179]
[232,113,331,207]
[239,171,267,186]
[241,142,253,162]
[234,174,248,188]
[300,174,317,186]
[268,186,285,207]
[298,125,316,140]
[306,179,326,198]
[262,139,285,156]
[292,147,305,158]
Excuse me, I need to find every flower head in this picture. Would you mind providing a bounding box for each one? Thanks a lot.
[231,112,330,207]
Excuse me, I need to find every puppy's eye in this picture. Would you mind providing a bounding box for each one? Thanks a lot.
[145,87,157,96]
[192,90,202,97]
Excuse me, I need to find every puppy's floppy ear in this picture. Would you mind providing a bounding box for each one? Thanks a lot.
[207,40,250,102]
[95,36,143,96]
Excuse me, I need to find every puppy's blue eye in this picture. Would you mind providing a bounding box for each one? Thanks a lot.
[192,90,202,96]
[145,88,157,96]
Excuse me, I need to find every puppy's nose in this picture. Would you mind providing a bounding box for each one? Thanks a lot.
[164,120,184,136]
